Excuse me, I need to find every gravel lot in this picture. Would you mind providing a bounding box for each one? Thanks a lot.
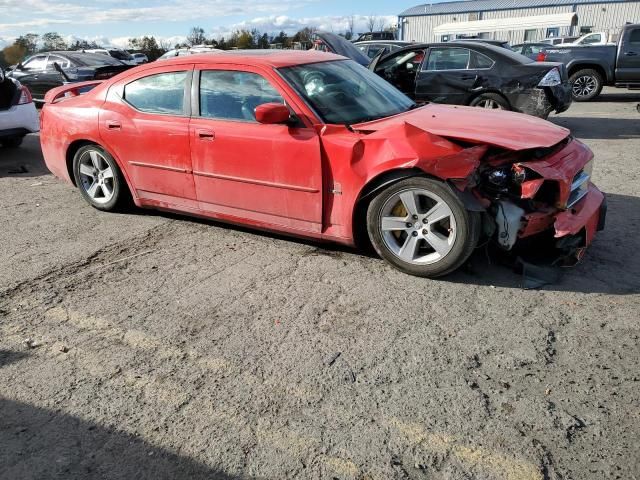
[1,88,639,480]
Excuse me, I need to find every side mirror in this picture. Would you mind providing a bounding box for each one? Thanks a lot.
[255,103,291,125]
[16,63,24,71]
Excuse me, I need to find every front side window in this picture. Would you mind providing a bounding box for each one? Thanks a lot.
[280,59,414,125]
[630,28,640,45]
[199,70,283,122]
[376,49,426,73]
[23,56,47,70]
[425,48,471,71]
[124,71,187,115]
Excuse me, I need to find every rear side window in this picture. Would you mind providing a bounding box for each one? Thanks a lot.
[199,70,283,122]
[471,51,495,68]
[425,48,471,71]
[124,71,187,115]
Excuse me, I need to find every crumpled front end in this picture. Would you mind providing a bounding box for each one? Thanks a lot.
[477,137,606,264]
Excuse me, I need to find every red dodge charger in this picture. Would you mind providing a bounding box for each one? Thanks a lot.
[40,50,605,277]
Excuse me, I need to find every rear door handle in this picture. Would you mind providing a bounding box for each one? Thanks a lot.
[106,121,121,130]
[196,129,215,140]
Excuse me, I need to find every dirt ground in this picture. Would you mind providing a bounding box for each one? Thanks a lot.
[1,88,639,480]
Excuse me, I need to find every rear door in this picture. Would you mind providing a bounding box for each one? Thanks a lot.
[39,54,69,93]
[100,64,196,205]
[616,26,640,83]
[415,47,488,104]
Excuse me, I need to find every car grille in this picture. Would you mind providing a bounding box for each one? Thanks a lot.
[567,160,593,208]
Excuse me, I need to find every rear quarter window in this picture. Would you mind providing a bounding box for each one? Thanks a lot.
[124,71,187,115]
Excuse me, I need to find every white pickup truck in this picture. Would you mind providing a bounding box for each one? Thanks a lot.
[0,66,39,148]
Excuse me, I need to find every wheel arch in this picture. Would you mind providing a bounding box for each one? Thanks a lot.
[351,168,427,248]
[567,63,608,82]
[467,90,511,110]
[65,140,137,201]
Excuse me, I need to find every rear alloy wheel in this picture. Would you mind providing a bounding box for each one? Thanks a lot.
[469,93,510,111]
[569,69,603,101]
[367,177,480,278]
[73,145,130,211]
[1,136,24,148]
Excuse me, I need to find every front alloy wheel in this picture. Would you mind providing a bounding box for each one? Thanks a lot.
[367,177,480,277]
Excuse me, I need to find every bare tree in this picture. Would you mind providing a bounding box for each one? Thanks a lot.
[366,15,377,33]
[346,15,355,40]
[187,26,206,46]
[377,17,387,32]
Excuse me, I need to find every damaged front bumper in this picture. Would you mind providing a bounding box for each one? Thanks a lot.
[509,82,572,118]
[484,138,605,265]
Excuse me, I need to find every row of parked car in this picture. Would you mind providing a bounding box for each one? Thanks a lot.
[1,24,639,149]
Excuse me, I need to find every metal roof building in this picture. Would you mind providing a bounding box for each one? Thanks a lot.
[398,0,640,44]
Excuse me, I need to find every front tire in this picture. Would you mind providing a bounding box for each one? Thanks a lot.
[72,144,130,211]
[366,177,480,278]
[570,69,603,101]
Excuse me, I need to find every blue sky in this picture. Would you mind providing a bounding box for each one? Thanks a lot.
[0,0,445,47]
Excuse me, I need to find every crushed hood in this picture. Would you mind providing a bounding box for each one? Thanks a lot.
[353,104,570,151]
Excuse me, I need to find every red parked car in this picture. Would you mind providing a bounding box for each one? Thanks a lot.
[40,51,606,277]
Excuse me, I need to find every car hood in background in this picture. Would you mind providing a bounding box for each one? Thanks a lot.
[314,32,371,67]
[353,104,570,151]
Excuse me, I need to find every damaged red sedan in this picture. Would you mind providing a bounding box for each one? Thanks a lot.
[40,51,606,277]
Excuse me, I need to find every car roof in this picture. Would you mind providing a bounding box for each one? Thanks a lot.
[353,40,413,45]
[156,49,345,68]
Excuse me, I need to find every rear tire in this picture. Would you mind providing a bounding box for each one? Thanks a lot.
[366,177,480,278]
[569,69,603,101]
[72,144,131,212]
[469,93,510,111]
[1,136,24,148]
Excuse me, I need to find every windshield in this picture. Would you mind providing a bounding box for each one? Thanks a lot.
[279,60,414,125]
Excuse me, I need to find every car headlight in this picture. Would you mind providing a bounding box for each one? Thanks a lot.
[538,67,561,87]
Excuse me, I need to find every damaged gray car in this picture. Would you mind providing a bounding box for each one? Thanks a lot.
[315,33,572,119]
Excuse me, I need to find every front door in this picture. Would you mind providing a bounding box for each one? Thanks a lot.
[100,65,195,205]
[616,27,640,83]
[190,65,322,233]
[415,47,481,104]
[10,54,48,100]
[372,48,427,99]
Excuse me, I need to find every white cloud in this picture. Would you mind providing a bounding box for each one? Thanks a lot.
[0,0,320,32]
[210,14,398,39]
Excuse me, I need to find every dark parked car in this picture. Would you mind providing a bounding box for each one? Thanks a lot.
[316,33,571,118]
[354,31,395,42]
[537,23,640,101]
[7,51,133,102]
[511,42,550,60]
[355,41,414,59]
[451,39,511,49]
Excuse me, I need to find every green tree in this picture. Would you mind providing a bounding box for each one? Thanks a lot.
[128,36,165,61]
[2,44,27,65]
[41,32,68,52]
[15,34,39,56]
[258,33,270,49]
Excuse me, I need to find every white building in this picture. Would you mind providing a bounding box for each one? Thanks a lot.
[398,0,640,44]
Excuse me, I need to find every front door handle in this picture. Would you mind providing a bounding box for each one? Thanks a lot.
[106,121,121,130]
[624,51,638,56]
[196,129,215,140]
